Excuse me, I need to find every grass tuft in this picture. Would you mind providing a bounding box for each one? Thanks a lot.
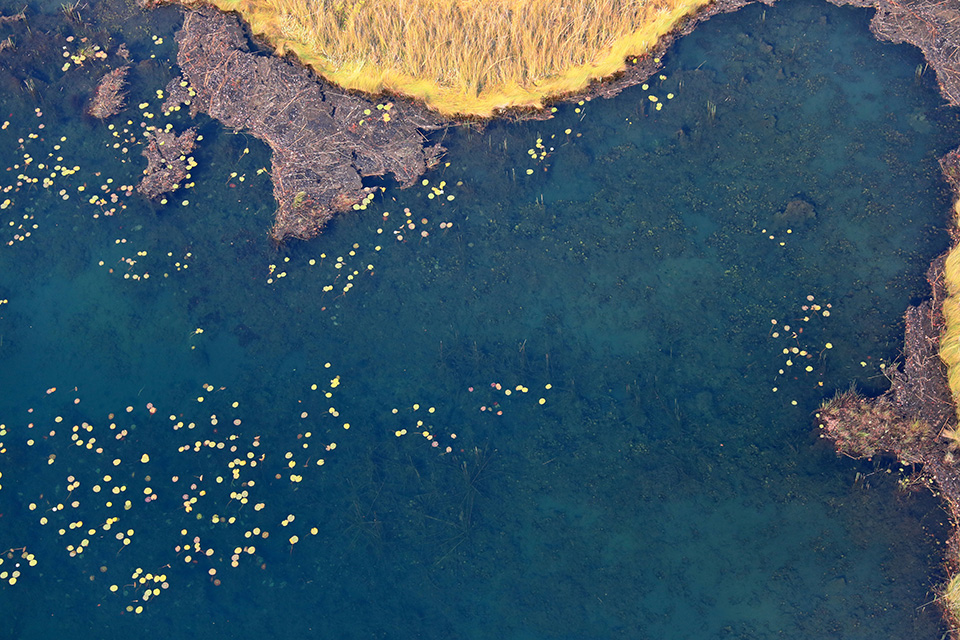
[941,572,960,631]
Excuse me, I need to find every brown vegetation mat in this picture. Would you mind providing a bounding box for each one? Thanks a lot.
[172,6,447,242]
[942,144,960,193]
[138,127,198,200]
[87,65,130,119]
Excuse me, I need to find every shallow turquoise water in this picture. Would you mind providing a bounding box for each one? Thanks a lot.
[1,0,959,638]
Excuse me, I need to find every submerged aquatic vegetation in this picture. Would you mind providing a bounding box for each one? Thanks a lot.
[180,0,709,116]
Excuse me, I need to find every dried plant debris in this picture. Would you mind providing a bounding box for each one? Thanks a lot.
[174,6,447,243]
[137,127,197,201]
[0,9,25,25]
[88,65,130,119]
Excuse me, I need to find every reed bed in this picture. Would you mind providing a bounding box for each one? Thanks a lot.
[193,0,710,116]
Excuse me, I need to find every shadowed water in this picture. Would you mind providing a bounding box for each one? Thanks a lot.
[0,0,958,638]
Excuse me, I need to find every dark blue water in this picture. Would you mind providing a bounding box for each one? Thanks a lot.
[1,0,958,638]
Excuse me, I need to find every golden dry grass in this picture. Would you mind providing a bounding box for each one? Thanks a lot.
[189,0,711,116]
[942,571,960,632]
[942,203,960,418]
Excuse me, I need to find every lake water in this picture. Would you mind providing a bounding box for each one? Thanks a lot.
[1,0,959,638]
